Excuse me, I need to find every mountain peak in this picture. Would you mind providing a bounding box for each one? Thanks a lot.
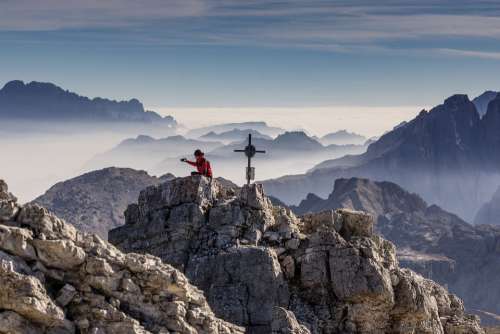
[273,131,323,150]
[1,79,25,91]
[444,94,470,107]
[108,176,483,333]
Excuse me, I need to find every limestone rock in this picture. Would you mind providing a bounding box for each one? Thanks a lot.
[110,176,484,334]
[0,180,19,221]
[0,178,244,334]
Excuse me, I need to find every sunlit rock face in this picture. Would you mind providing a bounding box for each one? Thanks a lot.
[110,176,484,334]
[0,178,244,334]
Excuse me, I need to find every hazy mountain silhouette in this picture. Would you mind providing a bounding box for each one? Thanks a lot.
[154,131,367,183]
[207,131,365,157]
[199,128,272,143]
[85,135,223,172]
[263,92,500,221]
[0,80,176,125]
[319,130,367,145]
[186,121,284,138]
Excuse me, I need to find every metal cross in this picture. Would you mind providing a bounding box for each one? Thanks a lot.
[234,133,266,185]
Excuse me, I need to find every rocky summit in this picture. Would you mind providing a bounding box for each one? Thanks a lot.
[109,176,483,334]
[0,179,244,334]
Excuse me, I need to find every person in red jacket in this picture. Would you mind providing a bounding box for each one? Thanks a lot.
[181,149,213,178]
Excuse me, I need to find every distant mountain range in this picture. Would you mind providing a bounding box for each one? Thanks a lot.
[186,121,285,138]
[0,80,176,126]
[199,128,272,143]
[290,177,500,320]
[179,131,367,181]
[208,131,362,157]
[85,134,223,172]
[318,130,367,145]
[32,167,174,239]
[86,130,367,184]
[263,92,500,221]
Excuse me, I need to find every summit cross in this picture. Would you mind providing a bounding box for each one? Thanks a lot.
[233,133,266,185]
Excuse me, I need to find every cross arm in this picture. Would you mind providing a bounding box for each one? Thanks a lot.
[234,149,246,152]
[256,150,266,153]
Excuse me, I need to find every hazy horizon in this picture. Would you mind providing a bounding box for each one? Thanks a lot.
[155,105,422,138]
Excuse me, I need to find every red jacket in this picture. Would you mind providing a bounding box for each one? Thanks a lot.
[187,157,212,177]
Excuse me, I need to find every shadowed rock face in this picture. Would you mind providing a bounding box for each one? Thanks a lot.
[33,167,174,239]
[0,178,244,334]
[473,91,499,118]
[109,176,484,334]
[292,177,500,321]
[0,80,176,125]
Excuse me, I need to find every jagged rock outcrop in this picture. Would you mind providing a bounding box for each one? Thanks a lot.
[110,176,484,334]
[0,179,244,334]
[292,177,500,320]
[33,167,175,239]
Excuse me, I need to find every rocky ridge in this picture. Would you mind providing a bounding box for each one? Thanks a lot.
[0,80,176,125]
[0,179,244,334]
[291,177,500,319]
[475,185,500,225]
[110,176,484,334]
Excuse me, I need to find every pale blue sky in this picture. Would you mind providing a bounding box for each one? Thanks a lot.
[1,0,500,109]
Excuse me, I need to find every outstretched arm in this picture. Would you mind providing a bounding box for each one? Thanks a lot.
[185,160,197,167]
